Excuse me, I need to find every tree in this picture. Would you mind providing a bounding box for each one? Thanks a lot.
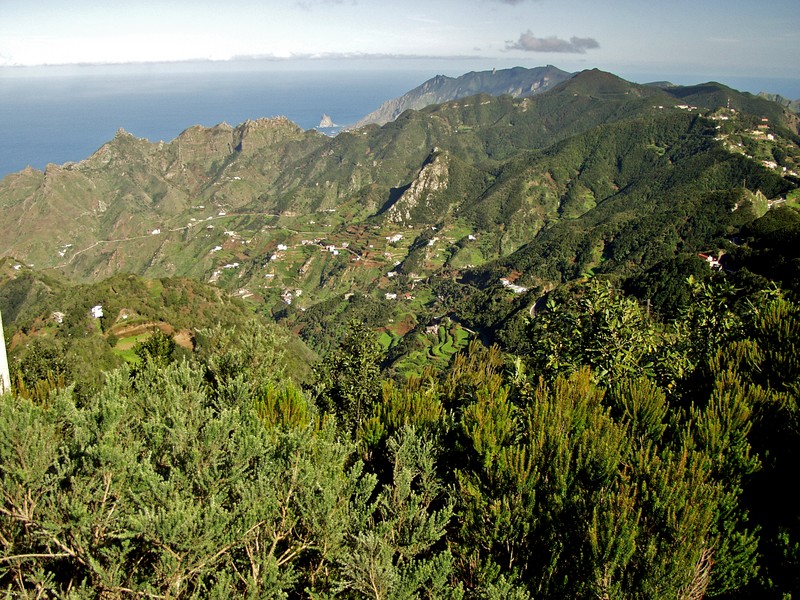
[133,328,176,367]
[11,336,71,402]
[313,321,385,432]
[453,367,729,598]
[0,360,375,596]
[715,291,800,597]
[0,352,465,597]
[526,279,661,386]
[193,321,289,404]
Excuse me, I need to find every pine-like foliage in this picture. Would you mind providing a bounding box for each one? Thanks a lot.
[2,277,799,597]
[0,360,454,597]
[312,321,385,433]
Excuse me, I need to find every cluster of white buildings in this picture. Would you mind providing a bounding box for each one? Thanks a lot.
[281,288,302,305]
[500,277,529,295]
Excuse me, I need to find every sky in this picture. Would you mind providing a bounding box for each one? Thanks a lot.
[1,0,799,95]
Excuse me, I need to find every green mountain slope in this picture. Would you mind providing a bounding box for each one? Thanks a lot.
[491,113,791,283]
[1,68,798,356]
[0,264,316,394]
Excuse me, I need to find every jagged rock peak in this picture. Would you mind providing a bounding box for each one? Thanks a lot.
[421,75,452,91]
[233,117,304,138]
[12,165,43,178]
[239,116,298,129]
[318,114,336,128]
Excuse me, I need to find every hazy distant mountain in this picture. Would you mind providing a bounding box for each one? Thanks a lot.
[758,92,800,114]
[354,65,573,128]
[644,81,678,89]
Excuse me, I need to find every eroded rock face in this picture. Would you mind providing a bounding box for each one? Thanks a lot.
[386,152,449,224]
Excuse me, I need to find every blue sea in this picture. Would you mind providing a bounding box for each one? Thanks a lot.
[1,60,798,180]
[0,62,435,178]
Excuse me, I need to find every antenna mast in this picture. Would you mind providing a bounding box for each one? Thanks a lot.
[0,308,10,394]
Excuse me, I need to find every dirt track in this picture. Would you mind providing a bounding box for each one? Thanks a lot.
[112,321,194,349]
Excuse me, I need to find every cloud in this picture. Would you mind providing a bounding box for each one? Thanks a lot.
[229,51,484,63]
[506,30,599,53]
[294,0,350,9]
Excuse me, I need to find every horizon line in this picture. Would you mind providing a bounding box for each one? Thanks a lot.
[0,52,500,70]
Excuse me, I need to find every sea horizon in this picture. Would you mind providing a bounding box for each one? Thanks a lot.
[0,63,437,178]
[2,60,798,180]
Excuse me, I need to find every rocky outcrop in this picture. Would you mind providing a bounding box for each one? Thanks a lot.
[318,114,336,128]
[385,152,449,224]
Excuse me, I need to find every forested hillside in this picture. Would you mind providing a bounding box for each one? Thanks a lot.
[2,67,800,597]
[2,276,799,597]
[8,70,797,359]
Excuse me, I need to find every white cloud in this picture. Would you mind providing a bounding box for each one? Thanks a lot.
[295,0,351,9]
[506,30,599,53]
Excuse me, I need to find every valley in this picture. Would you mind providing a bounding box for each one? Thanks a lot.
[2,69,799,365]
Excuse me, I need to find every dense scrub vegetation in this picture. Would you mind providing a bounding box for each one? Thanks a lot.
[2,274,799,598]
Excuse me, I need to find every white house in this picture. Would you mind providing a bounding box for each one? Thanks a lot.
[500,278,529,294]
[698,253,722,270]
[91,305,104,319]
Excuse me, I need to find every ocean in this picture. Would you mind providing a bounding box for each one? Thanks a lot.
[0,63,433,178]
[1,61,798,180]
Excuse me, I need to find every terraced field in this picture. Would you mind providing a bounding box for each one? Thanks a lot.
[390,318,471,376]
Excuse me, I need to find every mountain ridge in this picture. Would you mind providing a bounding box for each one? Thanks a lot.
[1,69,797,324]
[354,65,574,128]
[758,91,800,114]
